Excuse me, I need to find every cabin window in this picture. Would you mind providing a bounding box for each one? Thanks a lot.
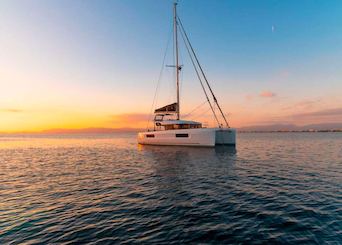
[175,133,189,138]
[146,134,155,138]
[179,124,190,129]
[164,125,174,130]
[163,123,202,130]
[155,115,164,121]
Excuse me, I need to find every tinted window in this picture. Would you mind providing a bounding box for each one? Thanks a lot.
[175,133,188,137]
[146,134,155,138]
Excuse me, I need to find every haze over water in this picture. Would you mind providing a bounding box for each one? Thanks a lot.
[0,132,341,243]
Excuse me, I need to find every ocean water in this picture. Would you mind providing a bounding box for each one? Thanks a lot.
[0,132,341,244]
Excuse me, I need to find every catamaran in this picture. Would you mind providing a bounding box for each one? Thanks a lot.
[137,2,236,147]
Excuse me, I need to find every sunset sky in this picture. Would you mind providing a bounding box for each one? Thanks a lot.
[1,0,342,132]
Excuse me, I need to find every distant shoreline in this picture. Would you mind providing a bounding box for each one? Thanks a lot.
[0,129,341,136]
[238,130,342,133]
[1,123,342,135]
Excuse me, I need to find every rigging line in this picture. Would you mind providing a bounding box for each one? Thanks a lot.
[177,16,230,128]
[146,26,173,130]
[190,106,213,121]
[182,100,208,118]
[178,19,221,127]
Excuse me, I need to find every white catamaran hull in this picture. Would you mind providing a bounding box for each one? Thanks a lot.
[137,128,236,147]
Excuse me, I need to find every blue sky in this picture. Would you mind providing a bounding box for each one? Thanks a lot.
[1,0,342,131]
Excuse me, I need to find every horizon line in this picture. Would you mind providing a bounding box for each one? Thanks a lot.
[1,122,342,135]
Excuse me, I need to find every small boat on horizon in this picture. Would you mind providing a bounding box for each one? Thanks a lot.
[137,2,236,147]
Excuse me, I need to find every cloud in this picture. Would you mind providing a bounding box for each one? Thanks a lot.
[245,94,254,101]
[291,107,342,118]
[0,108,23,113]
[253,107,342,126]
[282,99,321,111]
[259,91,276,98]
[244,91,276,101]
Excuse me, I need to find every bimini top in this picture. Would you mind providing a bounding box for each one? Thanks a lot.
[154,103,178,114]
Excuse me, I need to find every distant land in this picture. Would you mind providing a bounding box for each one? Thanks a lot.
[1,123,342,135]
[40,127,140,134]
[0,127,141,135]
[238,123,342,132]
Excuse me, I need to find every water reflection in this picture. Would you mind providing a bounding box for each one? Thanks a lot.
[138,144,236,158]
[137,145,237,203]
[1,133,341,244]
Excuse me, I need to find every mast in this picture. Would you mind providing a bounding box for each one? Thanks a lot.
[174,2,180,120]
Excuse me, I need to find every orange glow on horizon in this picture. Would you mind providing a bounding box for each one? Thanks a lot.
[2,105,342,133]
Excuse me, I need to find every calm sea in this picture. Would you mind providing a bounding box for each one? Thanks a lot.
[0,132,341,244]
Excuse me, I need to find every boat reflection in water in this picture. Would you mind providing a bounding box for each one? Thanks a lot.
[137,144,237,166]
